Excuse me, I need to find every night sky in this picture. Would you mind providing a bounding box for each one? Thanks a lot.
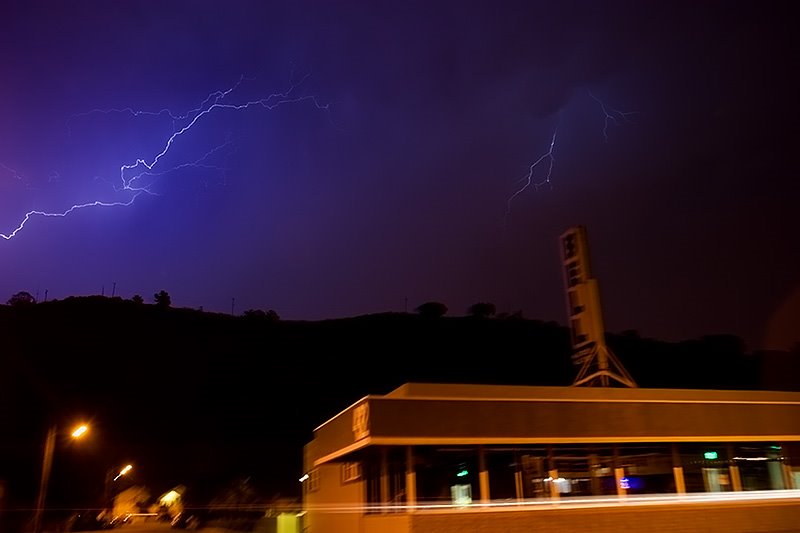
[2,1,798,352]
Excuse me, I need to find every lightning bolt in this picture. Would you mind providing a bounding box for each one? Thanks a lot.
[504,129,557,224]
[503,90,635,222]
[2,74,331,241]
[2,197,143,241]
[65,75,253,135]
[1,162,23,180]
[588,90,636,143]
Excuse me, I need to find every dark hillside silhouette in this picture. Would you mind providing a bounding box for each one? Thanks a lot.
[0,295,792,523]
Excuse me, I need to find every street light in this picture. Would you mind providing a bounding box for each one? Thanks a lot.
[114,464,132,481]
[32,423,89,533]
[104,464,133,516]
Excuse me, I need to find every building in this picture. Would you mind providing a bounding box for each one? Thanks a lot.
[302,382,800,533]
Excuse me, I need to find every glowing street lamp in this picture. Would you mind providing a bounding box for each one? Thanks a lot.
[114,464,133,481]
[32,423,90,533]
[105,464,134,514]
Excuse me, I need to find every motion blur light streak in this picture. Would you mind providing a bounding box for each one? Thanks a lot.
[1,75,331,241]
[301,489,800,514]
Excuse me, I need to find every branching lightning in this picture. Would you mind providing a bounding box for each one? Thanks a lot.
[588,90,636,143]
[504,129,557,224]
[2,75,331,241]
[1,162,25,181]
[3,197,143,241]
[65,75,253,136]
[503,90,635,222]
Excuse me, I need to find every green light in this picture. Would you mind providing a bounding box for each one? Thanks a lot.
[456,469,468,477]
[704,451,718,460]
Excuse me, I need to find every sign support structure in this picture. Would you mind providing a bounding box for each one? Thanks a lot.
[559,225,636,388]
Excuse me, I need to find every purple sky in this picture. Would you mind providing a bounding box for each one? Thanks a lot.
[2,1,798,351]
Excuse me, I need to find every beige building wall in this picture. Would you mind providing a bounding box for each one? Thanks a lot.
[303,462,364,533]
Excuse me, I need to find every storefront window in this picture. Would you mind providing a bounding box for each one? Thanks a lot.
[734,443,786,491]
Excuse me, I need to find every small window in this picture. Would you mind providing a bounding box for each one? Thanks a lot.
[306,469,320,493]
[342,462,362,483]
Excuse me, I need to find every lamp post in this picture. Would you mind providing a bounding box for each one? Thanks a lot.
[104,464,133,517]
[32,424,89,533]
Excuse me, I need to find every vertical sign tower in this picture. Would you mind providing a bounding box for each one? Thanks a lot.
[560,225,636,387]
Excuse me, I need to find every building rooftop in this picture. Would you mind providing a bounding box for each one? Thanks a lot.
[384,382,800,403]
